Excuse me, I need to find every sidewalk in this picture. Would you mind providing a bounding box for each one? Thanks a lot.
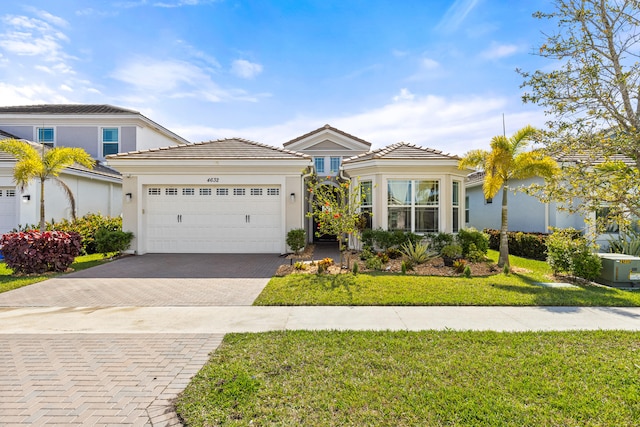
[2,305,640,334]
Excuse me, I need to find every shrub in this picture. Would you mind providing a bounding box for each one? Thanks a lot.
[401,241,437,265]
[385,247,403,259]
[361,228,421,251]
[427,232,454,253]
[452,259,467,273]
[376,251,390,263]
[457,228,489,258]
[352,261,359,275]
[1,231,82,274]
[485,229,548,261]
[441,244,463,267]
[53,213,123,254]
[608,229,640,256]
[463,265,472,278]
[360,247,375,261]
[365,256,384,271]
[294,261,308,270]
[317,257,334,273]
[95,228,134,256]
[465,243,486,263]
[546,228,602,280]
[286,228,306,254]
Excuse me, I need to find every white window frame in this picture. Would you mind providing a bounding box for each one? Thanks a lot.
[101,127,120,157]
[387,179,440,233]
[314,157,325,174]
[36,127,55,147]
[330,157,341,174]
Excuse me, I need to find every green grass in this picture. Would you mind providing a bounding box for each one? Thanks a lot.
[177,330,640,426]
[0,253,114,294]
[254,250,640,306]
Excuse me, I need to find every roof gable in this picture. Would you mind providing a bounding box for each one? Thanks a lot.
[107,138,310,160]
[343,142,460,164]
[283,124,371,153]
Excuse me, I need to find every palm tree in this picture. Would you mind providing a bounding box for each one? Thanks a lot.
[459,125,558,268]
[0,139,94,231]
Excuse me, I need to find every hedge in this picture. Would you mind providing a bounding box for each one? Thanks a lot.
[484,229,548,261]
[1,231,82,274]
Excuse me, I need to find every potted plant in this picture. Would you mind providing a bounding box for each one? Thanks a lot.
[441,244,463,267]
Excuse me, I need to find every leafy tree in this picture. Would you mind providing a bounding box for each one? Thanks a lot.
[0,139,94,231]
[307,177,366,268]
[519,0,640,232]
[459,126,559,268]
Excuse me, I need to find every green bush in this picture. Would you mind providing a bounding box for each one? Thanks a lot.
[286,228,306,253]
[361,228,420,251]
[427,232,454,253]
[485,229,548,261]
[546,228,602,280]
[457,228,489,258]
[94,228,134,255]
[365,256,384,271]
[53,213,123,254]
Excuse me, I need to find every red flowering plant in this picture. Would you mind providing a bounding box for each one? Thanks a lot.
[0,230,82,274]
[306,176,368,268]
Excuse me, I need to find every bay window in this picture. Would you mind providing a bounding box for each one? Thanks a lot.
[388,179,439,233]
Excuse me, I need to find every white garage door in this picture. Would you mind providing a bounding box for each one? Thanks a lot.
[0,188,17,234]
[144,185,282,253]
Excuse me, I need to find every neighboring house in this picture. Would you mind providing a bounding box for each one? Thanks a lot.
[0,104,189,161]
[465,166,627,248]
[465,171,584,233]
[0,104,189,233]
[107,125,469,254]
[0,131,121,233]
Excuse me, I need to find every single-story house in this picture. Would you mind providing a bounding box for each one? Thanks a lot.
[107,125,470,254]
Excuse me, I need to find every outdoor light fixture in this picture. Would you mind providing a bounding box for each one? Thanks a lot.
[290,192,296,202]
[125,193,132,202]
[22,195,30,203]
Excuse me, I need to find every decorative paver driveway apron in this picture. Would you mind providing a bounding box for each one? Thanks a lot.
[0,253,281,426]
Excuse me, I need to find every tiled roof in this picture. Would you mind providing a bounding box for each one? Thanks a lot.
[0,104,138,115]
[0,139,120,179]
[107,138,310,160]
[343,142,460,163]
[465,171,485,186]
[283,124,372,147]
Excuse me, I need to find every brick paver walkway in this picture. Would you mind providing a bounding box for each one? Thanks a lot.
[0,253,281,426]
[0,334,223,426]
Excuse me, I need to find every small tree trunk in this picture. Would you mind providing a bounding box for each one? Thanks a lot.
[39,177,45,232]
[498,186,510,268]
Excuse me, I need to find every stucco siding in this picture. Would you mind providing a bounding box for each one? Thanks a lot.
[57,126,99,157]
[0,126,32,140]
[121,126,137,153]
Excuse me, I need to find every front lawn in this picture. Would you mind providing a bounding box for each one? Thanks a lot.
[254,250,640,306]
[0,253,114,294]
[177,330,640,426]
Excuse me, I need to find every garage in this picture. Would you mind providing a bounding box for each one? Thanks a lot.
[144,185,281,253]
[106,138,311,255]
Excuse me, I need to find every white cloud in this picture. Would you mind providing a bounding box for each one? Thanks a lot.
[0,82,72,106]
[393,88,415,102]
[0,13,70,60]
[480,43,520,59]
[231,59,263,79]
[173,93,545,155]
[435,0,481,33]
[111,57,264,103]
[420,57,440,70]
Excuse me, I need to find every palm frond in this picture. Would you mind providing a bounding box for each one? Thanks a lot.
[458,149,489,170]
[44,147,94,177]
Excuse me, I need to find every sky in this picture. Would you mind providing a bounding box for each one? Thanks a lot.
[0,0,558,155]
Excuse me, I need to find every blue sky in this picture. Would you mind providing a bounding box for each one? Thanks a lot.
[0,0,556,154]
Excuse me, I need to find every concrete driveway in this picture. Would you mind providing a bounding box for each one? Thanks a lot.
[0,253,282,426]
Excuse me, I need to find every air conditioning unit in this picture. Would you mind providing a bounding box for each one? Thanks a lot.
[596,253,640,288]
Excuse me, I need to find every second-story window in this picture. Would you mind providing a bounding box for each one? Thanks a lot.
[102,128,119,157]
[330,157,341,174]
[314,157,325,174]
[37,128,55,147]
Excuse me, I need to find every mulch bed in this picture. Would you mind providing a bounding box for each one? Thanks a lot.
[277,246,501,277]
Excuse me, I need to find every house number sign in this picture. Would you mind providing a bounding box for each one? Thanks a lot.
[206,177,220,182]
